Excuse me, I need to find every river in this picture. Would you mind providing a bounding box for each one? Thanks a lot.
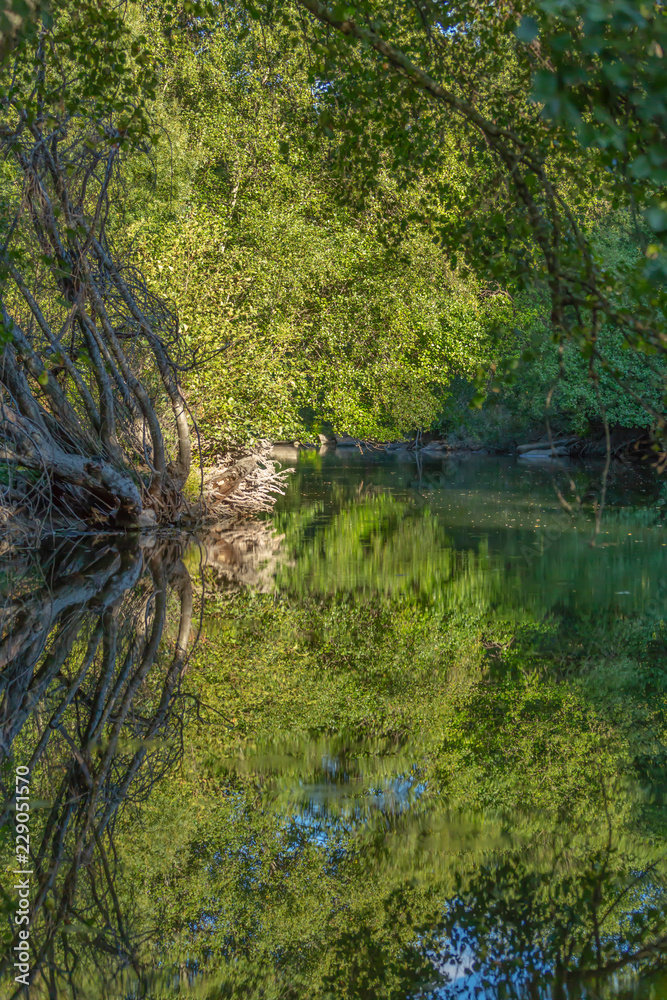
[1,449,667,999]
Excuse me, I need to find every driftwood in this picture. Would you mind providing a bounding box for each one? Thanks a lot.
[517,430,649,461]
[516,437,578,455]
[199,444,294,520]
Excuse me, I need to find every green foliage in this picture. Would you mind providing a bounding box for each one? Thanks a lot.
[114,0,667,447]
[0,0,160,144]
[107,582,667,996]
[124,15,513,447]
[234,0,667,437]
[5,458,667,996]
[5,0,667,465]
[478,222,667,433]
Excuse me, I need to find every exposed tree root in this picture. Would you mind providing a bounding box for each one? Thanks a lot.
[0,44,201,533]
[0,96,295,537]
[198,444,294,521]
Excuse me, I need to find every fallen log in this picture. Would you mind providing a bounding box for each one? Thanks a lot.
[516,437,578,454]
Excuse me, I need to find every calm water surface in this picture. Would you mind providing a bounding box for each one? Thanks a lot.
[2,451,667,999]
[272,451,666,607]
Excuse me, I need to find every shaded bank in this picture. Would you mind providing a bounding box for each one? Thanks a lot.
[272,425,656,464]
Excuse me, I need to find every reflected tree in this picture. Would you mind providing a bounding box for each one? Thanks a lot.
[0,535,194,997]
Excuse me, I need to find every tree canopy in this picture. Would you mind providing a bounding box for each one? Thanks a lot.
[2,0,667,492]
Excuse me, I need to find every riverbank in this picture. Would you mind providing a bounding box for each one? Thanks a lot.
[269,425,653,464]
[0,444,293,544]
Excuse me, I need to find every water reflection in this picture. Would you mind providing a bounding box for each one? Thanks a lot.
[1,453,667,998]
[0,536,193,997]
[271,453,667,616]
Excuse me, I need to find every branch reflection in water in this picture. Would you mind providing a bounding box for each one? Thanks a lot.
[0,534,194,996]
[1,463,667,999]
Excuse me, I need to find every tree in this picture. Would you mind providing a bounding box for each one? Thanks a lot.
[0,1,195,527]
[131,7,512,447]
[271,0,667,435]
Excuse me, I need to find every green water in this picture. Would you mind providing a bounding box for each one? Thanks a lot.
[271,451,666,614]
[2,452,667,999]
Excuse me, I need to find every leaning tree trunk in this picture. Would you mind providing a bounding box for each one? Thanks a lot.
[0,100,193,528]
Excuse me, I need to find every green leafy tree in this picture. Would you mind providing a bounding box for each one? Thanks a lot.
[263,0,667,435]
